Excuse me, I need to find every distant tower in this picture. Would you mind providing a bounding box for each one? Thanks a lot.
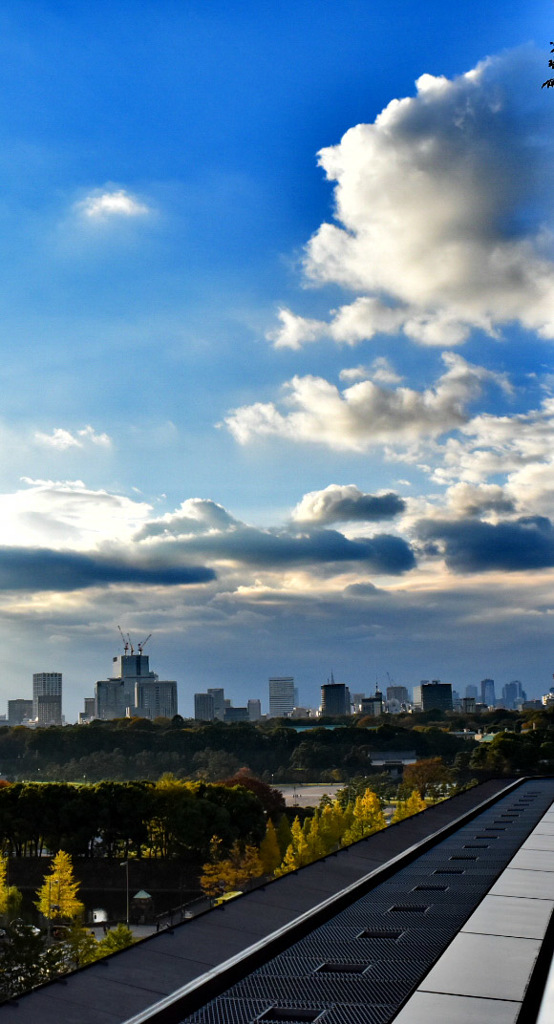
[480,678,495,707]
[32,672,62,725]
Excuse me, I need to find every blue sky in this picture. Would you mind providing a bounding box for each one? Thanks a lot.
[0,1,553,719]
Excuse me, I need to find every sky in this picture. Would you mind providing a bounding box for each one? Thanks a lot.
[0,0,553,720]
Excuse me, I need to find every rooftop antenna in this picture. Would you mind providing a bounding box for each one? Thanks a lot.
[117,626,129,655]
[137,633,152,655]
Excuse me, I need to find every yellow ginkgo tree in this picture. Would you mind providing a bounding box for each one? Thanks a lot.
[35,850,84,922]
[0,855,22,919]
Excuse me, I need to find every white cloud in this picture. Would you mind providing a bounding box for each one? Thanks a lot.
[35,425,112,450]
[340,358,403,385]
[271,48,554,349]
[77,189,150,219]
[225,352,509,451]
[0,480,152,550]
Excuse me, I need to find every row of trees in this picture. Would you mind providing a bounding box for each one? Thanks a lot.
[0,777,266,859]
[200,786,427,899]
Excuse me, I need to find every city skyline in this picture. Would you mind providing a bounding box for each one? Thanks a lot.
[0,4,552,720]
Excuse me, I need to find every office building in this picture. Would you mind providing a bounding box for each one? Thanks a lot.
[465,684,478,699]
[32,672,62,725]
[136,678,177,720]
[247,699,261,721]
[8,699,33,727]
[361,691,383,717]
[413,680,453,713]
[321,682,350,716]
[96,650,177,721]
[386,685,409,704]
[207,688,225,721]
[268,677,295,717]
[78,697,96,724]
[194,693,215,721]
[480,678,495,707]
[224,706,249,723]
[351,692,365,713]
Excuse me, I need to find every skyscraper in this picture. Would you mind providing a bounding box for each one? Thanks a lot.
[32,672,62,725]
[480,678,495,707]
[268,677,295,717]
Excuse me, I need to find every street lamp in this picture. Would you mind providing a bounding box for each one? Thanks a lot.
[120,861,129,925]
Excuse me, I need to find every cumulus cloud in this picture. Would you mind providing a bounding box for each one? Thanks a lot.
[77,189,150,219]
[269,48,554,350]
[136,498,238,539]
[417,515,554,572]
[292,484,406,524]
[340,357,403,385]
[35,426,112,450]
[225,352,509,451]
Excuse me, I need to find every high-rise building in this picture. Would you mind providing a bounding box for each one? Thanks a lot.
[95,650,177,721]
[247,699,262,721]
[194,692,215,721]
[465,685,478,700]
[32,672,62,725]
[136,679,177,720]
[207,688,225,721]
[413,680,452,713]
[8,699,33,727]
[268,677,295,717]
[386,685,410,704]
[321,682,351,717]
[480,678,495,707]
[502,681,525,709]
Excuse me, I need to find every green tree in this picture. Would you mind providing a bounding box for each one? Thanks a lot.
[0,920,54,1000]
[57,921,100,970]
[35,850,84,921]
[97,922,135,954]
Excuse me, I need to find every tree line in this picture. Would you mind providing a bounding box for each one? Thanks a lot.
[0,712,502,783]
[0,777,266,860]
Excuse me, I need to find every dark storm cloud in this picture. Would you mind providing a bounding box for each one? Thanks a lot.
[0,547,216,591]
[417,515,554,572]
[170,526,416,574]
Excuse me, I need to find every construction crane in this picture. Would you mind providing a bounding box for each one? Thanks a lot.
[117,626,129,654]
[137,634,152,655]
